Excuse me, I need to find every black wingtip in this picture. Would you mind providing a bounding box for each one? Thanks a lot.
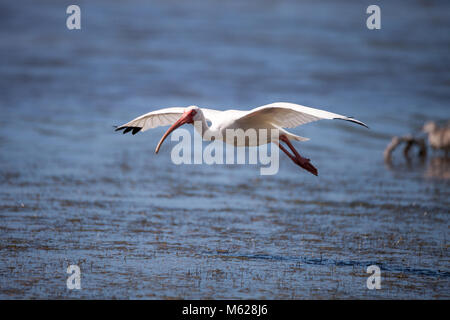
[334,118,369,129]
[132,127,142,135]
[114,126,142,134]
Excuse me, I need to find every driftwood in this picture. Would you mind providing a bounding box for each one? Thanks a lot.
[383,135,427,163]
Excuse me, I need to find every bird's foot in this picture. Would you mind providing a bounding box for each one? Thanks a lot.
[295,157,318,176]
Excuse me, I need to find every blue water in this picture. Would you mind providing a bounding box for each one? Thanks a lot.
[0,0,448,299]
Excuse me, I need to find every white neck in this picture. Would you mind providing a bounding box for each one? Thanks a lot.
[192,111,224,141]
[192,112,211,138]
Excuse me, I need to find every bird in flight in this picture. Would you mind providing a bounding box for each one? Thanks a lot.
[115,102,367,176]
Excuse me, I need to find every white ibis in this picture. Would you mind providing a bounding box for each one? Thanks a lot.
[115,102,368,176]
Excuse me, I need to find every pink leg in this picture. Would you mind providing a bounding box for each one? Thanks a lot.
[278,135,318,176]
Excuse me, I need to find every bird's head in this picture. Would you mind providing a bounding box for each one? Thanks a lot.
[155,105,201,153]
[184,105,202,123]
[422,121,437,134]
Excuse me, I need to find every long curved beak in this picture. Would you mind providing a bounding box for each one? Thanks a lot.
[155,113,191,154]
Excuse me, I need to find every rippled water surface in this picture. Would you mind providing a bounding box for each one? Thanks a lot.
[0,0,449,299]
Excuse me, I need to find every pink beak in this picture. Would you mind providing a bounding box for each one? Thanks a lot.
[155,111,194,154]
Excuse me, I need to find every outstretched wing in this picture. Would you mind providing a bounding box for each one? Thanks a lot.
[115,107,221,135]
[234,102,368,129]
[115,107,185,135]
